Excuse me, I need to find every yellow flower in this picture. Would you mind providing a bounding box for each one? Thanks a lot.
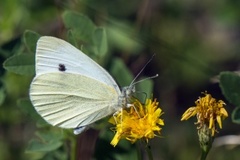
[109,98,164,147]
[181,92,228,136]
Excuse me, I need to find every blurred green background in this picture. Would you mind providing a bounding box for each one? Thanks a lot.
[1,0,240,160]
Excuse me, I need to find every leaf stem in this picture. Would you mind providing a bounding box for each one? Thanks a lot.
[143,140,153,160]
[145,144,153,160]
[70,136,77,160]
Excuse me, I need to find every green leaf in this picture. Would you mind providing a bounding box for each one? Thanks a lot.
[17,98,40,119]
[136,78,154,102]
[66,30,79,49]
[17,98,50,127]
[3,54,35,75]
[110,58,133,87]
[107,22,142,53]
[17,98,34,114]
[92,28,108,57]
[62,11,96,42]
[36,131,63,142]
[26,131,63,152]
[25,152,46,160]
[232,107,240,124]
[26,139,62,152]
[219,72,240,106]
[23,30,41,53]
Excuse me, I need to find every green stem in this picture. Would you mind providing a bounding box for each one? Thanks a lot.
[198,124,214,160]
[141,140,153,160]
[200,139,212,160]
[201,149,210,160]
[200,149,209,160]
[63,130,77,160]
[145,144,153,160]
[69,134,77,160]
[137,141,143,160]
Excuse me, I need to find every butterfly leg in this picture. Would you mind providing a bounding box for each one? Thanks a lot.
[127,103,140,118]
[113,109,121,124]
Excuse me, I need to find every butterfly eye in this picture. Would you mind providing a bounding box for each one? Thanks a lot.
[58,64,66,71]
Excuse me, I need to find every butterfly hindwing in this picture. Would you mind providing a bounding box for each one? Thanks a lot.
[30,72,119,128]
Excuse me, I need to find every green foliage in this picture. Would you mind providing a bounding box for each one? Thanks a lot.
[219,72,240,124]
[232,107,240,124]
[17,98,45,122]
[26,131,63,152]
[219,72,240,106]
[3,54,35,75]
[24,30,41,53]
[62,11,110,65]
[3,30,40,75]
[62,11,96,42]
[107,22,143,53]
[110,58,134,87]
[136,78,154,102]
[92,28,108,58]
[0,87,6,106]
[2,9,154,160]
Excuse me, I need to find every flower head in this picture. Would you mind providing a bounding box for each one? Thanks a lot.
[181,92,228,136]
[109,98,164,147]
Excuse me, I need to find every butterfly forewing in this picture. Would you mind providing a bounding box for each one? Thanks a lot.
[36,36,120,92]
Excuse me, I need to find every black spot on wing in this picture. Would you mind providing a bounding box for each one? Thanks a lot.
[58,64,66,72]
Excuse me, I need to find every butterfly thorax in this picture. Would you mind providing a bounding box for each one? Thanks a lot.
[118,85,135,109]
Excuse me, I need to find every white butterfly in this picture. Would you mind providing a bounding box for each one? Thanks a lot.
[29,36,135,134]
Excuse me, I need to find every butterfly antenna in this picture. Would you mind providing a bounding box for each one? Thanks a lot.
[132,74,158,86]
[130,54,155,86]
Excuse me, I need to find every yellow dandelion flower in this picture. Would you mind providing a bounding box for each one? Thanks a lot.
[181,92,228,136]
[109,98,164,147]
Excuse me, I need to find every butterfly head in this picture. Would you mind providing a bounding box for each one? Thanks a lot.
[122,85,135,98]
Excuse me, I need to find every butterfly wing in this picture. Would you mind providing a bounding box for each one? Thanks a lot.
[30,36,121,128]
[30,73,118,128]
[35,36,120,90]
